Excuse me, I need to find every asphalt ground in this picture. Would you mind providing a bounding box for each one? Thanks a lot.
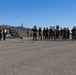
[0,38,76,75]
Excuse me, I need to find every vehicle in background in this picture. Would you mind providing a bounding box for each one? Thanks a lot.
[6,34,12,38]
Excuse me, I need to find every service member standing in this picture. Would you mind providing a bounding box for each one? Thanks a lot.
[3,27,7,41]
[43,27,46,40]
[38,27,42,40]
[0,29,2,40]
[32,26,37,42]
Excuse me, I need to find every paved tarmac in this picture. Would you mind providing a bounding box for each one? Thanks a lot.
[0,38,76,75]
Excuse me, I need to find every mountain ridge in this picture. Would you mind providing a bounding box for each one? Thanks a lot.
[0,25,32,31]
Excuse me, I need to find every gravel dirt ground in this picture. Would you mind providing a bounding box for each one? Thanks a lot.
[0,38,76,75]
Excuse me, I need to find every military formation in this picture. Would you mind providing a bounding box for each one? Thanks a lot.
[32,25,76,42]
[0,25,76,42]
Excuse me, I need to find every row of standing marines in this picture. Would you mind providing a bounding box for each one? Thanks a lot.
[0,26,76,41]
[32,25,76,41]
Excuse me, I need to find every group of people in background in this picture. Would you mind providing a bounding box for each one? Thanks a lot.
[0,25,76,42]
[0,27,21,41]
[32,25,76,41]
[0,27,7,41]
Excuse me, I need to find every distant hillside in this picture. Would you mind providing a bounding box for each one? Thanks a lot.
[0,25,32,31]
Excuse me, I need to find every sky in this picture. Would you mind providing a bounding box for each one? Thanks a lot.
[0,0,76,30]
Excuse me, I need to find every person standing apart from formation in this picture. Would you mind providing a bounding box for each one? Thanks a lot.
[3,27,7,41]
